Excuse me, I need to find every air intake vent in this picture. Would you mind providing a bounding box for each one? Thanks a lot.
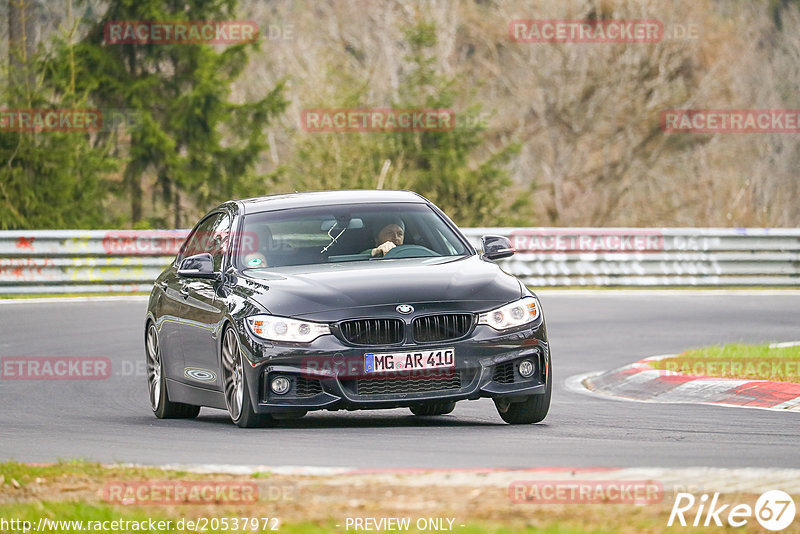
[412,314,473,342]
[295,376,322,397]
[339,319,404,345]
[492,361,516,384]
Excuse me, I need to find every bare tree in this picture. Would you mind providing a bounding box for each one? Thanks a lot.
[7,0,38,99]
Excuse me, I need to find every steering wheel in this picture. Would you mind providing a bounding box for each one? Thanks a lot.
[381,244,440,259]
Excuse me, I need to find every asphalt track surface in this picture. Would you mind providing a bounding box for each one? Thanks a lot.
[0,293,798,469]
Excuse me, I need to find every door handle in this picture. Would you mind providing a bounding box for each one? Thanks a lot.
[180,286,190,298]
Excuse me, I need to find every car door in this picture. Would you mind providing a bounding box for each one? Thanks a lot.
[154,264,190,381]
[180,211,232,390]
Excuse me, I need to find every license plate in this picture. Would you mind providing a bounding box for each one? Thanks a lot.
[364,348,455,373]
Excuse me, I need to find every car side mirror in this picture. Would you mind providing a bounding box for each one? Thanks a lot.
[177,253,219,280]
[481,235,515,261]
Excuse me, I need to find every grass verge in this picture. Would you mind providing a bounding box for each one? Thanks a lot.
[0,460,738,533]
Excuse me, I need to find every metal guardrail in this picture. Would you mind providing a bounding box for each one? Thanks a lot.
[463,228,800,287]
[0,228,798,293]
[0,230,188,294]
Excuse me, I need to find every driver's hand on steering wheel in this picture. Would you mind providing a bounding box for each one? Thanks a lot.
[371,241,397,257]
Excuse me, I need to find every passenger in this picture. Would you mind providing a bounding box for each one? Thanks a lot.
[242,225,272,268]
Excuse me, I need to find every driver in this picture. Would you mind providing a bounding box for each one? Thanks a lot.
[366,217,405,257]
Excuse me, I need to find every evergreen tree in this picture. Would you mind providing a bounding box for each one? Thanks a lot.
[58,0,286,227]
[1,0,115,230]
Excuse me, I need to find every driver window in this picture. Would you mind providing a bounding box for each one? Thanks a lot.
[178,213,222,264]
[209,213,231,271]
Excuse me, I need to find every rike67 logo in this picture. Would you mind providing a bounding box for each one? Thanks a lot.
[669,490,796,531]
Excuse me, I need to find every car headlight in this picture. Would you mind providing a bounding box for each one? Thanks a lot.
[246,314,330,343]
[478,296,540,331]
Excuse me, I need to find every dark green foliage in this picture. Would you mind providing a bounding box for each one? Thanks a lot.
[2,0,286,229]
[64,0,287,226]
[1,24,116,230]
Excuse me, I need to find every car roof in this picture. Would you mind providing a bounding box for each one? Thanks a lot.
[236,190,428,214]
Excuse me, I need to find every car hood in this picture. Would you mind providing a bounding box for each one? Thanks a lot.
[236,255,523,320]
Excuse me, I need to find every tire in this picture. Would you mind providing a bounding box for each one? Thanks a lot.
[146,322,200,419]
[494,368,551,424]
[221,326,274,428]
[410,401,456,416]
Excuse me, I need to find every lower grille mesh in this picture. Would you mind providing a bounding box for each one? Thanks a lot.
[354,373,461,395]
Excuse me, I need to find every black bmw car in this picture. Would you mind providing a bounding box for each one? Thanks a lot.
[145,190,551,427]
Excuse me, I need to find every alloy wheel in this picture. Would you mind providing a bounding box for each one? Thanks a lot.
[145,324,162,411]
[222,328,244,421]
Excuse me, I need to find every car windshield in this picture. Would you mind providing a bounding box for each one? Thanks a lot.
[235,203,470,269]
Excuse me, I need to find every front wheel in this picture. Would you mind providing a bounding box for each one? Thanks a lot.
[146,322,200,419]
[494,369,551,424]
[221,326,274,428]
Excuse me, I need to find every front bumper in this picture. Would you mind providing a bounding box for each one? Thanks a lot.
[236,320,550,414]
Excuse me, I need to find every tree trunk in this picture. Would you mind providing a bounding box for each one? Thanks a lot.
[174,191,181,229]
[124,165,143,224]
[8,0,38,98]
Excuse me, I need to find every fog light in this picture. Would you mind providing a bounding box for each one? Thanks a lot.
[271,376,291,395]
[518,359,535,378]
